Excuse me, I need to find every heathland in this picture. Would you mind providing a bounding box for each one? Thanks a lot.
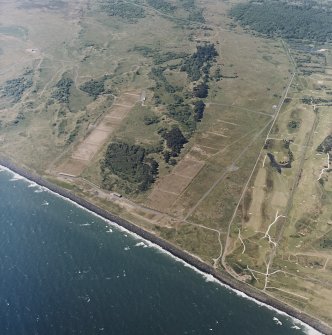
[0,0,331,331]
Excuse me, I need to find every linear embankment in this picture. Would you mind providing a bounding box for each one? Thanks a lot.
[0,156,331,335]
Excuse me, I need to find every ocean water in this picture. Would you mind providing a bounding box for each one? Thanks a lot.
[0,168,321,335]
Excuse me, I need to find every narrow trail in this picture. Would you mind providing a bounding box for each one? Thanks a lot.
[208,102,273,117]
[261,211,286,248]
[182,219,223,268]
[238,228,246,254]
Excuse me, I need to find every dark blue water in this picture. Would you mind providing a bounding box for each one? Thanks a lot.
[0,168,318,335]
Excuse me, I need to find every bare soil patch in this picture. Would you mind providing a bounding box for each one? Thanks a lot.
[172,158,204,179]
[147,156,204,212]
[146,189,177,212]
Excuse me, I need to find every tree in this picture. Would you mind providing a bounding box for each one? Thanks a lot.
[163,127,187,154]
[193,82,208,98]
[193,100,205,121]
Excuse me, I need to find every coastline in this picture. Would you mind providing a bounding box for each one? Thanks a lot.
[0,156,331,335]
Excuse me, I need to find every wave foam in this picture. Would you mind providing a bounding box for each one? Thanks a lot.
[135,242,148,248]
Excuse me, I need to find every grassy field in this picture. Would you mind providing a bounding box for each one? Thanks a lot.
[0,0,331,328]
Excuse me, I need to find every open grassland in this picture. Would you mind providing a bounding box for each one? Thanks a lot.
[0,0,331,329]
[223,41,332,325]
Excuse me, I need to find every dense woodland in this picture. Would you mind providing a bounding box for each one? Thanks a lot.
[101,142,159,191]
[229,0,332,42]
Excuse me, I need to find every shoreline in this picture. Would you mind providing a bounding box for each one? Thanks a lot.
[0,156,331,335]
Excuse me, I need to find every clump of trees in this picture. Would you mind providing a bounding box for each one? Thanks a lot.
[193,100,205,121]
[52,78,73,103]
[79,78,106,99]
[181,43,218,81]
[302,96,331,105]
[288,120,300,129]
[101,142,158,191]
[1,77,33,103]
[320,235,332,249]
[229,0,332,42]
[162,126,187,154]
[317,134,332,153]
[193,82,208,98]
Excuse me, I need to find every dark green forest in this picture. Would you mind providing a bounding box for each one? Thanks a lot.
[101,142,158,191]
[229,0,332,42]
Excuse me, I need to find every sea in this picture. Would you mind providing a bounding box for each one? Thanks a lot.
[0,166,322,335]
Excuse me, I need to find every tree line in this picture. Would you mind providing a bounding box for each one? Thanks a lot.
[229,0,332,42]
